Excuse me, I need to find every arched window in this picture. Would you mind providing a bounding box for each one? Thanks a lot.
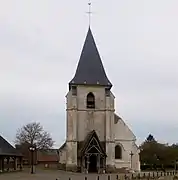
[87,92,95,109]
[115,145,122,159]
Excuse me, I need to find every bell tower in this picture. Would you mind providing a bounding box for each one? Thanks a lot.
[66,27,116,172]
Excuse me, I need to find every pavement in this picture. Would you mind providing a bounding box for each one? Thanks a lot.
[0,169,175,180]
[0,169,122,180]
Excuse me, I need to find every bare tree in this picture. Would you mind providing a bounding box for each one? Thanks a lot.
[15,122,54,150]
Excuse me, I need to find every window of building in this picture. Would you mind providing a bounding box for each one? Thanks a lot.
[87,92,95,109]
[115,145,122,159]
[105,88,110,97]
[72,86,77,96]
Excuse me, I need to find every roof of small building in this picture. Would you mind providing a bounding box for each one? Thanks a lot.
[37,149,58,162]
[0,136,23,156]
[69,27,112,88]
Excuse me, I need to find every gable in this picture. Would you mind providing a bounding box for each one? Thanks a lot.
[85,137,102,154]
[114,114,136,141]
[81,130,106,156]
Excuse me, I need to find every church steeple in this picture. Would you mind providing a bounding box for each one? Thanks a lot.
[69,27,112,88]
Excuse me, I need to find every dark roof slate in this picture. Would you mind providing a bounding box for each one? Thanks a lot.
[0,136,22,156]
[69,27,112,88]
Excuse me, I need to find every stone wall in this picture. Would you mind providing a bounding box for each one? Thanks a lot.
[65,84,140,172]
[76,86,106,141]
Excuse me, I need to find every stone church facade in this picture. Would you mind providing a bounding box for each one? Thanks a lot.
[58,27,140,173]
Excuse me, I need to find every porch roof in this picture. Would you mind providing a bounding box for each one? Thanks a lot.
[0,136,23,157]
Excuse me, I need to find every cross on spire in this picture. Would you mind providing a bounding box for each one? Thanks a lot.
[86,1,92,26]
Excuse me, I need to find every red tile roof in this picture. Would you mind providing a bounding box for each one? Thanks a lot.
[37,150,58,162]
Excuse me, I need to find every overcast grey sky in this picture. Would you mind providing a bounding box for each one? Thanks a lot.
[0,0,178,147]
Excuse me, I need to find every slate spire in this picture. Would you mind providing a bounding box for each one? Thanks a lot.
[69,27,112,88]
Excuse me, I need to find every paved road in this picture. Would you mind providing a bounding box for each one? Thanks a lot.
[0,169,123,180]
[0,169,174,180]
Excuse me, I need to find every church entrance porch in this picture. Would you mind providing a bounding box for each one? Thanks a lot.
[80,130,107,173]
[83,154,106,173]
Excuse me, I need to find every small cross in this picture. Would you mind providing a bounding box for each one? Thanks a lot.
[130,151,134,169]
[130,151,134,157]
[86,1,92,26]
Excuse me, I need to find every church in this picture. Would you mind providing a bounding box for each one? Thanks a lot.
[58,27,140,173]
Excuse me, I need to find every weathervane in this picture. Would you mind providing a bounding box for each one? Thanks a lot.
[86,1,92,26]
